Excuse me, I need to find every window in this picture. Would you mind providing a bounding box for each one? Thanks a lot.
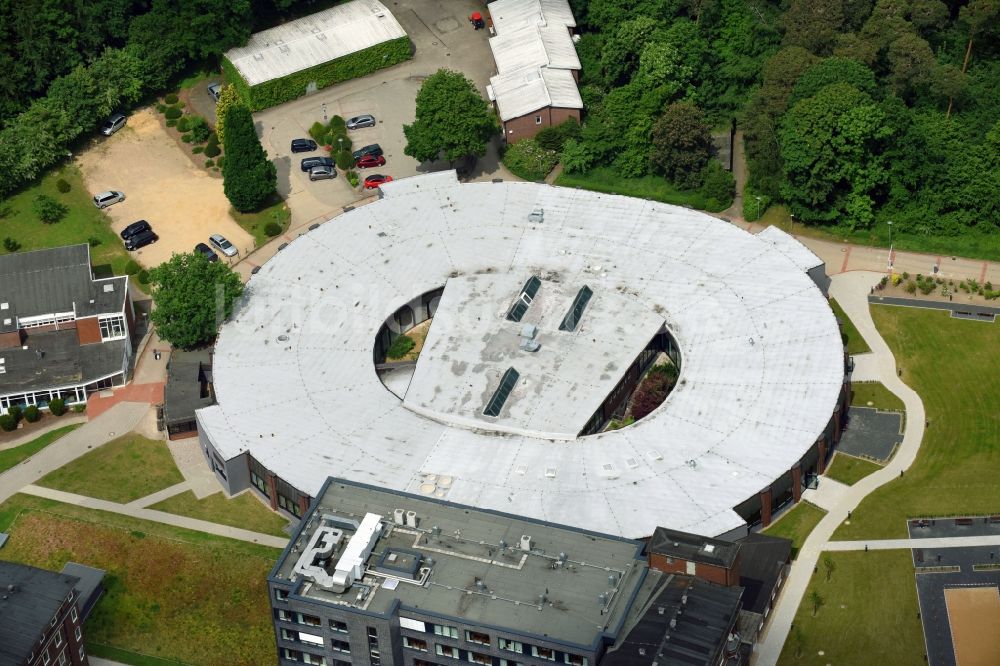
[58,652,67,666]
[55,628,64,647]
[302,654,326,666]
[500,661,524,666]
[368,626,379,638]
[436,645,459,659]
[466,630,490,646]
[43,649,51,665]
[300,614,321,627]
[484,367,519,417]
[281,628,299,642]
[564,655,588,666]
[433,624,460,639]
[74,626,81,641]
[70,607,78,622]
[468,652,492,665]
[278,609,293,621]
[330,619,348,632]
[274,588,289,601]
[499,638,523,654]
[299,632,324,646]
[506,276,541,322]
[404,637,428,652]
[559,286,593,332]
[535,115,542,124]
[78,646,85,661]
[99,315,127,341]
[532,646,556,661]
[331,639,351,654]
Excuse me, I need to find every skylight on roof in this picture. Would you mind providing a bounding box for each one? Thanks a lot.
[559,285,593,332]
[505,276,541,322]
[484,367,520,417]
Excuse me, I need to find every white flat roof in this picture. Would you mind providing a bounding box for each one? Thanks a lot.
[489,0,577,32]
[224,0,406,87]
[490,25,580,75]
[199,175,844,539]
[757,226,825,272]
[488,67,582,121]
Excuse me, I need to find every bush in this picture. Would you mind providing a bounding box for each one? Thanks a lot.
[204,142,221,158]
[207,131,219,146]
[165,119,177,127]
[905,281,917,294]
[3,237,20,252]
[181,133,193,143]
[347,170,360,187]
[188,116,211,143]
[204,158,214,168]
[164,106,182,120]
[176,116,190,132]
[164,93,179,104]
[0,414,15,432]
[124,259,141,275]
[23,405,41,423]
[700,161,735,210]
[222,104,277,212]
[386,334,415,359]
[48,398,66,416]
[502,139,559,181]
[329,115,347,133]
[309,121,326,143]
[156,103,167,114]
[72,404,87,413]
[33,194,68,223]
[137,270,151,285]
[215,156,225,169]
[335,149,353,170]
[535,118,581,152]
[742,187,771,222]
[326,131,350,152]
[55,178,71,193]
[88,236,102,247]
[7,405,22,423]
[630,367,677,420]
[192,145,204,154]
[264,221,283,237]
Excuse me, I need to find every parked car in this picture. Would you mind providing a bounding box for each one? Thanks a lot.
[291,138,318,153]
[309,165,337,181]
[124,229,158,251]
[363,174,393,189]
[92,190,126,208]
[120,220,151,240]
[346,114,376,130]
[355,154,386,169]
[207,82,223,102]
[352,143,383,161]
[194,242,219,262]
[100,113,127,136]
[209,233,238,257]
[300,156,335,172]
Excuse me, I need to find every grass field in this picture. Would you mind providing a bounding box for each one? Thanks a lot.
[0,425,81,474]
[824,452,883,486]
[829,298,871,355]
[37,434,183,503]
[230,197,291,247]
[0,493,278,666]
[763,501,827,559]
[777,550,924,665]
[0,166,135,278]
[833,306,1000,540]
[850,381,905,412]
[150,490,289,537]
[555,168,731,212]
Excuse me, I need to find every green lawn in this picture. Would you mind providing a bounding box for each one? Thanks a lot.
[0,493,278,666]
[829,298,871,355]
[833,306,1000,540]
[150,490,289,537]
[555,167,730,212]
[763,501,827,559]
[824,452,884,486]
[0,424,81,474]
[230,197,291,247]
[37,434,184,503]
[0,166,136,280]
[850,381,905,412]
[777,550,923,665]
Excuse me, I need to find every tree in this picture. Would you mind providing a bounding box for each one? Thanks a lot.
[789,57,878,108]
[780,0,845,56]
[221,103,276,212]
[809,589,825,616]
[886,32,935,100]
[948,0,1000,116]
[822,553,836,581]
[33,194,68,223]
[403,70,498,163]
[650,102,714,188]
[214,84,239,146]
[149,252,243,350]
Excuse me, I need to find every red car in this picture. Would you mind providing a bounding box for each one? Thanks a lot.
[364,174,393,189]
[355,154,386,169]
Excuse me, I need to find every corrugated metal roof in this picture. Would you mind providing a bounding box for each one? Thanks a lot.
[489,25,579,74]
[489,0,577,33]
[488,67,582,120]
[540,67,583,108]
[224,0,407,87]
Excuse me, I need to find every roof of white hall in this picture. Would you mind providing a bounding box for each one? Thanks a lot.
[224,0,406,87]
[198,173,844,540]
[487,67,582,121]
[489,25,581,75]
[488,0,577,33]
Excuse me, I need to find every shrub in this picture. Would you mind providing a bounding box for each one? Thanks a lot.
[165,119,177,127]
[48,398,66,416]
[204,158,214,168]
[188,116,211,143]
[33,194,68,223]
[72,404,87,413]
[164,93,179,104]
[215,156,225,169]
[55,178,71,193]
[3,237,20,252]
[309,121,326,143]
[164,106,182,120]
[892,273,903,286]
[347,170,360,187]
[23,405,41,423]
[700,161,735,209]
[264,221,283,237]
[335,149,353,170]
[124,259,141,275]
[181,133,193,143]
[329,115,347,133]
[386,334,415,359]
[206,132,219,146]
[535,118,581,152]
[743,187,771,222]
[326,131,350,152]
[156,103,167,114]
[204,142,221,158]
[631,368,676,420]
[7,405,22,423]
[176,116,190,132]
[192,145,204,154]
[902,271,910,280]
[177,101,185,109]
[502,139,559,181]
[0,414,15,432]
[222,104,277,212]
[88,236,102,247]
[905,281,917,294]
[137,270,151,285]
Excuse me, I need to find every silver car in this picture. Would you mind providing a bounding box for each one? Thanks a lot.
[207,82,223,102]
[309,165,337,181]
[209,233,238,257]
[92,190,126,208]
[100,114,127,136]
[346,114,376,130]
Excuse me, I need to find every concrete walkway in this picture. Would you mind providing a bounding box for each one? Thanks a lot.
[125,480,191,509]
[753,271,929,664]
[20,484,288,548]
[0,415,88,451]
[826,535,1000,551]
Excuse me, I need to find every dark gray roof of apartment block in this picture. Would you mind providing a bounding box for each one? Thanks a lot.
[0,329,127,394]
[648,526,741,569]
[0,561,80,664]
[271,478,649,649]
[603,572,743,666]
[735,532,791,615]
[0,244,127,333]
[163,350,214,425]
[60,562,105,620]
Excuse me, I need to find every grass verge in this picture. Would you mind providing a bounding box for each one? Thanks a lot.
[87,643,194,666]
[0,425,81,474]
[777,550,923,665]
[833,306,1000,540]
[763,501,827,559]
[37,434,184,503]
[850,381,905,412]
[829,297,871,355]
[230,197,291,247]
[824,452,884,486]
[150,490,289,537]
[0,493,278,666]
[555,168,730,213]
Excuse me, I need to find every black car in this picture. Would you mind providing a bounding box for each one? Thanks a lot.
[352,143,383,161]
[124,229,158,251]
[120,219,151,240]
[300,156,335,172]
[291,138,318,153]
[195,242,219,262]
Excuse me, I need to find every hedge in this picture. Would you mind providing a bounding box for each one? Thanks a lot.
[223,36,412,111]
[502,139,559,182]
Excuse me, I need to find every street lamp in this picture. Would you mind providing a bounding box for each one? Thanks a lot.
[887,220,893,271]
[755,196,761,222]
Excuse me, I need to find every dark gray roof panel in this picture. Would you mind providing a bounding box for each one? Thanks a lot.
[163,350,215,424]
[0,329,126,394]
[735,532,791,615]
[0,561,79,664]
[649,526,742,569]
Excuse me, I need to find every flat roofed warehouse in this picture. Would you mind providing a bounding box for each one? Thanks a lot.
[197,172,847,539]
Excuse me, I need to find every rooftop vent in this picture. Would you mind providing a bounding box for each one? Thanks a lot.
[483,367,519,417]
[0,303,8,310]
[2,318,10,326]
[506,276,541,322]
[519,323,541,352]
[103,283,114,293]
[703,544,716,553]
[528,208,544,224]
[558,285,593,332]
[253,53,264,61]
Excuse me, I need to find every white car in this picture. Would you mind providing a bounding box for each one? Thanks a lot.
[209,233,238,257]
[100,113,126,136]
[92,190,125,208]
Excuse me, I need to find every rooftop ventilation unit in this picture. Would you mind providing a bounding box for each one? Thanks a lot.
[506,276,541,322]
[528,208,544,224]
[519,323,540,351]
[559,285,593,332]
[103,283,114,293]
[483,367,519,417]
